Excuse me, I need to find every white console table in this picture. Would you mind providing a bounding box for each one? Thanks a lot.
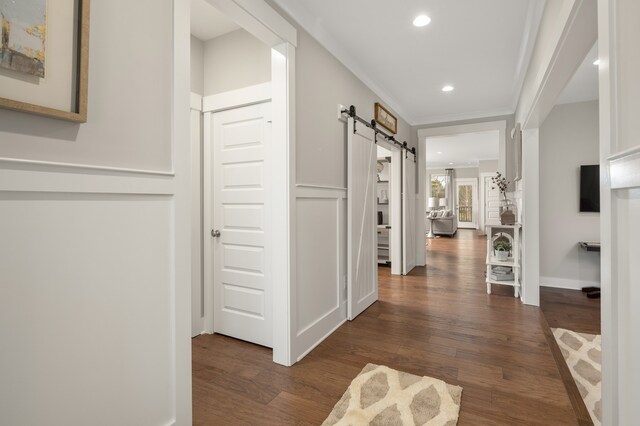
[486,224,521,298]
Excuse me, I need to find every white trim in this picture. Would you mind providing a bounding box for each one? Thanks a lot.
[296,184,347,195]
[295,318,346,363]
[202,83,271,113]
[417,120,508,138]
[516,0,598,129]
[609,148,640,189]
[271,42,295,366]
[509,0,546,111]
[0,166,175,195]
[202,112,213,334]
[540,277,600,291]
[413,108,514,127]
[190,93,202,111]
[607,143,640,161]
[172,0,193,422]
[389,147,403,274]
[597,1,616,424]
[0,157,174,177]
[426,165,480,171]
[207,0,297,47]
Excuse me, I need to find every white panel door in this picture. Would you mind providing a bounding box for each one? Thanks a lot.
[484,175,501,226]
[347,118,378,320]
[402,154,417,275]
[212,102,272,347]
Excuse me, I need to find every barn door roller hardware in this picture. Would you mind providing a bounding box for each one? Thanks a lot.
[342,105,416,162]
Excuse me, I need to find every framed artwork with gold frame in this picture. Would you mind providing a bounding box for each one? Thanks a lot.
[0,0,90,122]
[374,102,397,134]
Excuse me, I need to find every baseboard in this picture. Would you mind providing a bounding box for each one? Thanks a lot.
[296,317,347,362]
[540,276,600,291]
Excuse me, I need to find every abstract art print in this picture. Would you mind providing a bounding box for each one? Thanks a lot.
[0,0,46,78]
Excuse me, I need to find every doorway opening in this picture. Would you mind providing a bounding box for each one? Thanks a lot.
[189,0,295,366]
[376,143,402,275]
[423,129,501,240]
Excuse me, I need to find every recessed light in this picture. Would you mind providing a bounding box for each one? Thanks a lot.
[413,15,431,27]
[593,59,600,66]
[437,151,443,154]
[442,85,454,92]
[449,162,454,165]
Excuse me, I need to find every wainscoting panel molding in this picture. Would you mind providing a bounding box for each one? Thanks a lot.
[293,185,347,361]
[609,145,640,189]
[0,163,179,426]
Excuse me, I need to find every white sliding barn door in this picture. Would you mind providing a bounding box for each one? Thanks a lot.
[403,154,417,275]
[347,118,378,320]
[210,101,273,347]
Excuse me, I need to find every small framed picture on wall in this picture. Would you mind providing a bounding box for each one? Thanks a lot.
[0,0,90,122]
[374,102,397,134]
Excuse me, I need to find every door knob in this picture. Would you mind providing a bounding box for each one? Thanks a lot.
[211,229,221,238]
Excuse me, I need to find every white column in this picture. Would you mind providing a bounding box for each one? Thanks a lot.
[521,128,540,306]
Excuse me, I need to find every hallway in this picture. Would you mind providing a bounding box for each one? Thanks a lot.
[192,230,579,425]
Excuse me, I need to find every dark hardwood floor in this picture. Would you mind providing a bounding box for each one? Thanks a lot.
[541,286,600,335]
[540,274,601,426]
[193,229,584,425]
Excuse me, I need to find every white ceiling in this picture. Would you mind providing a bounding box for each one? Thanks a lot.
[272,0,545,125]
[556,42,599,106]
[425,130,499,169]
[190,0,240,41]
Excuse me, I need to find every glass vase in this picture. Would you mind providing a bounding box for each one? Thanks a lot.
[500,196,517,225]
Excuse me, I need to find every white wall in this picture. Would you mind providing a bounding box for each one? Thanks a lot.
[265,1,417,362]
[294,30,415,188]
[599,0,640,423]
[203,29,271,96]
[0,0,173,172]
[0,0,192,424]
[191,35,204,95]
[539,101,600,289]
[479,159,499,174]
[427,167,479,180]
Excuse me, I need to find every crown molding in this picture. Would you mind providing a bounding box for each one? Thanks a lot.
[270,0,413,125]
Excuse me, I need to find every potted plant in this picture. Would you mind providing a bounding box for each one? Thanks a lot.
[493,240,512,261]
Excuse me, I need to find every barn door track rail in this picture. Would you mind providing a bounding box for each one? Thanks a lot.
[341,105,416,162]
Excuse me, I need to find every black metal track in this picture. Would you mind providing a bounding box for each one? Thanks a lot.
[341,105,417,162]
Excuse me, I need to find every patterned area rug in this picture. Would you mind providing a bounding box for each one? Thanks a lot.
[322,363,462,426]
[553,328,602,425]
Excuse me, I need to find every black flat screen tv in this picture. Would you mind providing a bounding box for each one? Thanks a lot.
[580,165,600,212]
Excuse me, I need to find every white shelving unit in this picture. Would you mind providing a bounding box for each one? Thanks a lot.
[486,224,521,298]
[377,225,390,264]
[377,157,391,265]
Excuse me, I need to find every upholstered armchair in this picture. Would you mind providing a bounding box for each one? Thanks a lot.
[429,210,458,236]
